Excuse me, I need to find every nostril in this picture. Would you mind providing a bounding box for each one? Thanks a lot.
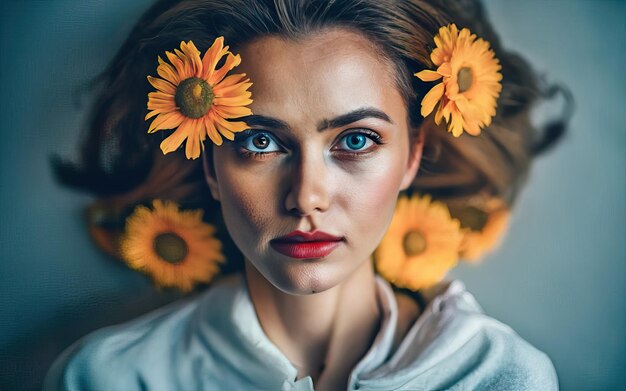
[287,206,318,217]
[287,206,323,217]
[288,207,303,216]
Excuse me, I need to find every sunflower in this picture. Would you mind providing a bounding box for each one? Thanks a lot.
[374,194,464,291]
[415,24,502,137]
[146,38,253,160]
[120,200,224,292]
[457,205,510,262]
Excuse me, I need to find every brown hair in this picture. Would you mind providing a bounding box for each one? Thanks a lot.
[52,0,568,272]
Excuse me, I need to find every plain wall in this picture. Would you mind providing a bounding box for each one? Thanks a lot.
[1,0,624,390]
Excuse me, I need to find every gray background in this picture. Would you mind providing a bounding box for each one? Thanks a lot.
[1,0,624,390]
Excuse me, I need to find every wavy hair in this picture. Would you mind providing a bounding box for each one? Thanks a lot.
[52,0,569,273]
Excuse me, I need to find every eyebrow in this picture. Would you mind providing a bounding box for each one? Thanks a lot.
[317,108,394,131]
[240,107,393,133]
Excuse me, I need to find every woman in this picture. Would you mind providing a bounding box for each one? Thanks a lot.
[46,0,566,389]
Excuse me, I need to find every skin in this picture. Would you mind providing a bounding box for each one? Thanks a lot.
[204,28,423,389]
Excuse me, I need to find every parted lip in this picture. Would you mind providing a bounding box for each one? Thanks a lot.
[271,230,344,243]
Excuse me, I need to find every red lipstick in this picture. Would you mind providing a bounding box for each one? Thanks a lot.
[270,230,343,259]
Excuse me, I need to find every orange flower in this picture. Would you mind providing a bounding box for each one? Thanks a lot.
[415,24,502,137]
[146,38,253,160]
[120,200,224,292]
[375,194,463,291]
[459,207,510,261]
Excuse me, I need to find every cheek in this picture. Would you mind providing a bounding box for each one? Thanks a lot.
[214,157,280,248]
[338,152,408,243]
[354,173,402,228]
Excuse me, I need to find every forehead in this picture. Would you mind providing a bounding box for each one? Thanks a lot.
[236,28,406,126]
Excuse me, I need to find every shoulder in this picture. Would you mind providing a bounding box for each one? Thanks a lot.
[460,316,559,391]
[43,276,243,391]
[368,280,559,390]
[44,296,199,391]
[427,280,558,390]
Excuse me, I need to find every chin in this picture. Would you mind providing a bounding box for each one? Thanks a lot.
[267,260,347,295]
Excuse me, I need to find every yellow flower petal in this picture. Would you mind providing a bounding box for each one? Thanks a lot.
[120,200,224,292]
[173,47,194,80]
[204,116,223,146]
[147,99,176,113]
[216,73,248,89]
[414,24,501,137]
[201,37,226,80]
[209,53,242,85]
[420,82,444,117]
[147,76,176,95]
[449,111,464,137]
[157,57,180,85]
[214,81,254,98]
[181,40,203,78]
[145,110,159,120]
[213,104,253,119]
[437,62,452,77]
[375,194,463,291]
[165,50,186,78]
[431,47,445,66]
[461,208,510,261]
[415,70,442,82]
[434,95,449,125]
[462,116,481,136]
[184,119,203,160]
[148,91,174,102]
[213,93,253,107]
[212,115,245,141]
[148,111,185,133]
[146,38,253,159]
[159,119,192,154]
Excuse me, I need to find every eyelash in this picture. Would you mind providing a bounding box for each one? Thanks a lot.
[333,130,383,158]
[239,150,274,160]
[235,129,384,160]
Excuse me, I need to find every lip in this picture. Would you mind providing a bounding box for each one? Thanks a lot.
[270,230,344,259]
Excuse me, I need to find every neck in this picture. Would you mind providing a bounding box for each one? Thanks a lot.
[244,258,381,387]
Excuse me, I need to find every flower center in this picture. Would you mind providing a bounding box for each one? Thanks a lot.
[403,230,427,256]
[457,206,489,231]
[457,67,473,93]
[175,77,214,119]
[153,232,188,264]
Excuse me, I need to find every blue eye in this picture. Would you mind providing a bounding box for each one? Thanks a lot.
[337,132,377,151]
[239,131,282,153]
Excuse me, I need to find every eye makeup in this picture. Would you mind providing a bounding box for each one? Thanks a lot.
[331,129,384,160]
[234,127,385,161]
[232,130,285,160]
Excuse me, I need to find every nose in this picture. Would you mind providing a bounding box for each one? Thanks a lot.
[284,149,330,217]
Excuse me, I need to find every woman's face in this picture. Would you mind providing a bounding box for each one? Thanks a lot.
[206,29,422,295]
